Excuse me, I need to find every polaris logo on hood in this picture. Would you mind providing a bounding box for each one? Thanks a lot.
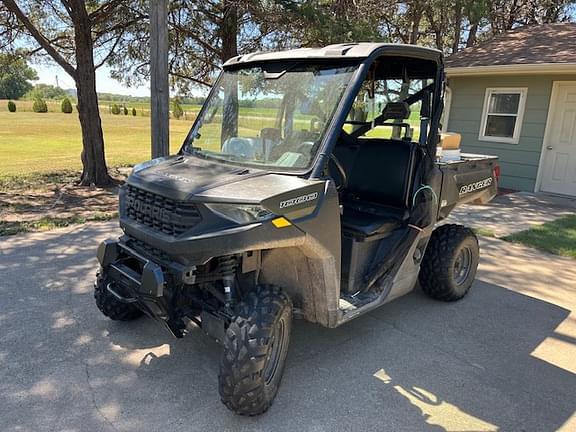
[279,192,319,209]
[459,177,493,195]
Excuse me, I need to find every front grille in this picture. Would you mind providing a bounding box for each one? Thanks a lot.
[124,235,171,264]
[125,185,202,236]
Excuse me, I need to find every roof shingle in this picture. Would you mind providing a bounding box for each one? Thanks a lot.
[445,23,576,68]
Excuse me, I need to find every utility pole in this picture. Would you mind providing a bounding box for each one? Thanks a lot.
[150,0,169,158]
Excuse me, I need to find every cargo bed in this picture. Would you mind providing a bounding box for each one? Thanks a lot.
[438,153,499,219]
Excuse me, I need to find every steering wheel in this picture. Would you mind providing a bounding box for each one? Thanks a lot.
[328,153,347,191]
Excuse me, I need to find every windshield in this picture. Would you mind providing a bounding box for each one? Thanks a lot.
[183,63,357,170]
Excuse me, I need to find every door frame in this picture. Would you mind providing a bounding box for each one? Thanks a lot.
[535,80,576,194]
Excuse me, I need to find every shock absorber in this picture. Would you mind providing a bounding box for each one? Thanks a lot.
[218,255,238,310]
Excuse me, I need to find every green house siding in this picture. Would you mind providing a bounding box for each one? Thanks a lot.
[447,75,576,191]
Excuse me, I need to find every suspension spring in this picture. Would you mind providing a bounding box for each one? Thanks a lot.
[218,255,238,278]
[217,255,238,310]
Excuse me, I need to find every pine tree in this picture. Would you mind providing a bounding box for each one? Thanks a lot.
[61,97,73,113]
[172,99,183,119]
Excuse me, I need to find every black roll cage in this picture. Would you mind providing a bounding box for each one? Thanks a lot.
[343,83,435,139]
[310,49,444,179]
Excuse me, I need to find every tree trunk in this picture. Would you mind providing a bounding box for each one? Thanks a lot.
[221,0,238,61]
[409,6,422,45]
[466,23,478,47]
[506,0,520,30]
[434,25,443,51]
[424,6,443,51]
[220,0,239,145]
[72,2,112,187]
[150,0,170,159]
[4,0,113,187]
[452,1,463,53]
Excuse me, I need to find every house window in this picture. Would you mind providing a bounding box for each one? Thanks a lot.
[479,88,527,144]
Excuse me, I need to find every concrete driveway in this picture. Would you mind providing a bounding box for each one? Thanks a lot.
[1,222,575,432]
[445,191,576,237]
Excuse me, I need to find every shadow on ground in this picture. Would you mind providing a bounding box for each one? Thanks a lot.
[0,222,574,431]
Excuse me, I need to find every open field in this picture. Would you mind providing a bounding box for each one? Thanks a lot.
[1,99,280,117]
[0,99,64,113]
[0,111,193,176]
[0,110,289,176]
[0,99,202,118]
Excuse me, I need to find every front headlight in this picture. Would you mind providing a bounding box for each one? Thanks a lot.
[205,203,274,224]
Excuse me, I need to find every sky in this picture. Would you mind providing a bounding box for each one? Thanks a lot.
[34,61,151,97]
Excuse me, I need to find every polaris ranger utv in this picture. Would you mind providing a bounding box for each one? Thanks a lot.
[95,43,499,415]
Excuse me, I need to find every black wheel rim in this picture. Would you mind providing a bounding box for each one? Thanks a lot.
[453,246,472,286]
[264,318,286,385]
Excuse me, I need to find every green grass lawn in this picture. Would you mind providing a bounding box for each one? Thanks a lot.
[503,215,576,258]
[0,110,310,177]
[0,111,193,177]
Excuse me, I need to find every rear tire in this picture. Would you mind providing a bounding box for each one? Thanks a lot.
[419,224,479,301]
[219,285,292,416]
[94,271,143,321]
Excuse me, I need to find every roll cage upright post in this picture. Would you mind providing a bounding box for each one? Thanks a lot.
[310,51,445,180]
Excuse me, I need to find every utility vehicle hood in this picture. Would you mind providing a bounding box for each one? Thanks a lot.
[128,155,325,207]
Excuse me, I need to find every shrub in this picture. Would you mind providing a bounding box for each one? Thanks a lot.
[123,105,128,115]
[172,99,183,119]
[132,107,137,116]
[7,101,16,112]
[111,103,120,115]
[32,97,48,113]
[61,97,73,113]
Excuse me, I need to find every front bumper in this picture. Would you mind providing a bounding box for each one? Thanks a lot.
[97,239,186,336]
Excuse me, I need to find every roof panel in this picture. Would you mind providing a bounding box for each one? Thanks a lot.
[223,43,442,68]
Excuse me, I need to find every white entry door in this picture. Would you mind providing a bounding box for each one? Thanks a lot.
[540,82,576,196]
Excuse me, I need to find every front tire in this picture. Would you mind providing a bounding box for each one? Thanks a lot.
[94,271,143,321]
[219,285,292,416]
[419,224,479,301]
